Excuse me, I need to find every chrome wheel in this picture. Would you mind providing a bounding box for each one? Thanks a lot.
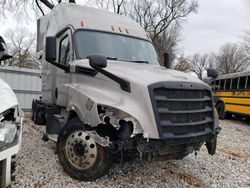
[66,131,97,170]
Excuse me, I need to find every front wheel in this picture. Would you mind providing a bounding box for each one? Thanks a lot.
[57,118,113,181]
[216,102,227,119]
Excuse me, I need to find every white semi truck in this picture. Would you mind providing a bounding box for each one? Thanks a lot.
[0,36,23,187]
[33,3,220,181]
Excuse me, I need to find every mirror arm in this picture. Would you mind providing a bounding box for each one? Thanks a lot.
[94,66,131,93]
[0,54,13,61]
[47,60,70,72]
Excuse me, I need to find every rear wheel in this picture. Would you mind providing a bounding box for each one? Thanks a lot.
[57,117,113,181]
[32,100,46,125]
[216,102,227,119]
[32,100,35,121]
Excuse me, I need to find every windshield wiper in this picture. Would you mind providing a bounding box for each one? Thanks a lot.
[87,56,118,60]
[106,57,118,60]
[126,60,148,64]
[106,57,148,64]
[89,56,149,64]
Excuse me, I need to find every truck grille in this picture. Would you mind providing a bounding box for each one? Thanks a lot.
[149,82,214,140]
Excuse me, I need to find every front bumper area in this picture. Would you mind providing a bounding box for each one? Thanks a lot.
[136,126,220,161]
[0,121,22,188]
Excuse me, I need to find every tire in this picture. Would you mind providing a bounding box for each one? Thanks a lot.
[32,99,35,121]
[216,102,227,119]
[33,101,46,125]
[57,117,113,181]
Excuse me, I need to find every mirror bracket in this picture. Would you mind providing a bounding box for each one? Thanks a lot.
[163,52,170,68]
[89,55,131,93]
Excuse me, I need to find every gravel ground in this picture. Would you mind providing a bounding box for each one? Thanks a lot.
[12,117,250,188]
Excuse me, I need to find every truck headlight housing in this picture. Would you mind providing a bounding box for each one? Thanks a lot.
[97,105,143,136]
[0,121,17,143]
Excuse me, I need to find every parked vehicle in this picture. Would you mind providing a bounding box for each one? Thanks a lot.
[32,3,220,181]
[0,36,23,187]
[210,71,250,119]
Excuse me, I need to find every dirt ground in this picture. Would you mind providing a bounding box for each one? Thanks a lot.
[12,117,250,188]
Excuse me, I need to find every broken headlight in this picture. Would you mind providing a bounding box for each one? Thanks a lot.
[0,107,20,144]
[97,105,143,136]
[0,120,17,143]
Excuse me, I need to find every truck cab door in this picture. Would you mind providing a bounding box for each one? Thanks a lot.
[54,31,72,107]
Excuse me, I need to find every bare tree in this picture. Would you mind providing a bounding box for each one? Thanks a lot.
[0,0,77,17]
[174,55,190,72]
[130,0,198,40]
[89,0,198,64]
[241,30,250,59]
[188,53,214,79]
[1,0,197,66]
[215,43,249,74]
[87,0,127,14]
[153,26,180,64]
[3,27,40,69]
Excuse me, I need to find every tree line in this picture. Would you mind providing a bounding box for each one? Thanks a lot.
[174,34,250,79]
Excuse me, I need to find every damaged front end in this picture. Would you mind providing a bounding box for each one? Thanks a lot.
[89,82,221,162]
[0,106,23,187]
[0,107,22,151]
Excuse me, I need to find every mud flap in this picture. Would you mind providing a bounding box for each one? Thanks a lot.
[206,137,217,155]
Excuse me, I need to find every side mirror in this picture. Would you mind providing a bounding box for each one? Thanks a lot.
[89,55,107,69]
[45,36,70,72]
[207,68,218,78]
[163,52,171,68]
[0,53,12,61]
[46,36,57,62]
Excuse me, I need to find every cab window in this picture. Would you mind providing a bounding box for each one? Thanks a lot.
[59,36,70,65]
[215,80,220,90]
[231,78,238,90]
[219,79,225,90]
[225,79,231,90]
[247,76,250,90]
[239,77,246,90]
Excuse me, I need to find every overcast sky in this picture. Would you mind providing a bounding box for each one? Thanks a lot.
[0,0,249,56]
[181,0,250,55]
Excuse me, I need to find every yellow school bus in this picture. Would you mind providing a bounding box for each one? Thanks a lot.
[210,71,250,119]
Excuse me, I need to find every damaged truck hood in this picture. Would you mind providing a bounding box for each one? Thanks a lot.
[75,60,205,86]
[0,78,18,114]
[105,61,201,85]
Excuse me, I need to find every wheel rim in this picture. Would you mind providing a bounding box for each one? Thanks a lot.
[66,131,98,170]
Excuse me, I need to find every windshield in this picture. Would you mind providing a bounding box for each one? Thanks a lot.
[74,30,159,64]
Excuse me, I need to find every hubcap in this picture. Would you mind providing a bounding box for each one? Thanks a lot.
[73,143,85,157]
[66,131,97,170]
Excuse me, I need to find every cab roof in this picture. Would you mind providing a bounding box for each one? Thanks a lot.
[37,3,150,52]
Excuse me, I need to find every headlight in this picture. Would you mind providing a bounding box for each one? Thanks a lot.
[97,105,143,136]
[0,121,17,143]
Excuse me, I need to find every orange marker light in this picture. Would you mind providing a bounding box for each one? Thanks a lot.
[80,21,84,27]
[125,28,129,34]
[118,27,122,32]
[111,26,115,31]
